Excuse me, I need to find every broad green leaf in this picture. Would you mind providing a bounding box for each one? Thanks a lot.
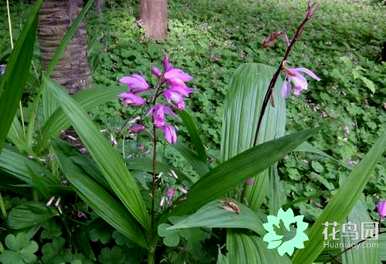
[0,0,43,151]
[37,85,126,152]
[53,143,147,249]
[226,231,291,264]
[7,202,56,230]
[221,63,286,210]
[46,77,150,229]
[7,117,26,152]
[380,232,386,261]
[293,127,386,264]
[172,143,210,177]
[0,147,55,186]
[170,129,316,217]
[168,200,264,235]
[341,199,379,264]
[178,110,208,161]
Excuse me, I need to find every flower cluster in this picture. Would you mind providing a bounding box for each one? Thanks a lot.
[119,56,193,144]
[281,65,320,97]
[377,200,386,220]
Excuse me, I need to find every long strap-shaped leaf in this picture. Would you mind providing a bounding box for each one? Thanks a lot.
[292,127,386,264]
[53,143,147,248]
[0,0,43,151]
[46,77,150,230]
[226,230,291,263]
[221,63,286,209]
[169,128,316,217]
[178,110,208,162]
[37,85,126,152]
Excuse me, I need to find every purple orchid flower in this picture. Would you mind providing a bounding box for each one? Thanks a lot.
[281,67,321,97]
[119,74,149,93]
[151,66,162,78]
[162,55,173,72]
[377,200,386,220]
[119,92,146,106]
[161,124,177,144]
[149,104,175,128]
[164,68,193,83]
[129,124,145,133]
[163,89,186,110]
[166,187,176,200]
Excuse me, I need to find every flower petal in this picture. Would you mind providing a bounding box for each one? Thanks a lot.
[119,92,146,106]
[162,124,177,144]
[119,74,149,93]
[164,68,193,82]
[281,80,291,98]
[294,68,321,81]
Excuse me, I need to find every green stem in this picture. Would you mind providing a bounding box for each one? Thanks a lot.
[0,192,7,218]
[147,240,157,264]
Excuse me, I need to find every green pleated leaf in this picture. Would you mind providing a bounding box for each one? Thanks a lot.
[226,231,291,264]
[37,85,126,152]
[7,203,56,230]
[341,199,379,264]
[380,232,386,261]
[170,129,316,217]
[46,77,150,230]
[0,0,43,151]
[168,200,264,235]
[221,63,286,210]
[0,147,55,186]
[293,127,386,264]
[53,143,147,249]
[178,110,208,162]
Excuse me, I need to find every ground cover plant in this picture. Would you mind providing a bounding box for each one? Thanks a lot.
[0,0,385,263]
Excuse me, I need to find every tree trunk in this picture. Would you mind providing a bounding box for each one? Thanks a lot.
[140,0,168,40]
[38,0,91,94]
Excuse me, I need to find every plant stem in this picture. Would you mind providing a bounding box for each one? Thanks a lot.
[150,122,157,228]
[252,3,316,146]
[0,193,7,218]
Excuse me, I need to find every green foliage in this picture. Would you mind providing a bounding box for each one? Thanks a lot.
[0,233,38,264]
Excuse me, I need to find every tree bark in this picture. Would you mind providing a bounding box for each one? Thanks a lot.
[140,0,168,40]
[38,0,91,94]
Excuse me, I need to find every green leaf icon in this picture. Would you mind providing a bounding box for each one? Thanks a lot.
[263,208,309,256]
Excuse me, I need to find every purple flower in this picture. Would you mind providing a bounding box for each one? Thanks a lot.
[151,66,162,78]
[0,65,5,75]
[377,200,386,220]
[119,92,146,106]
[164,68,193,83]
[161,124,177,144]
[119,74,149,93]
[149,104,175,128]
[166,188,176,200]
[281,67,321,97]
[129,124,145,133]
[245,178,255,186]
[162,55,173,72]
[163,89,186,110]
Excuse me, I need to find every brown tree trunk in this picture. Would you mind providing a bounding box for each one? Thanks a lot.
[38,0,91,94]
[140,0,168,40]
